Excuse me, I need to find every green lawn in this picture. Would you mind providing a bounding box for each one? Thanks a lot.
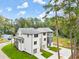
[41,49,52,58]
[2,44,37,59]
[48,46,60,52]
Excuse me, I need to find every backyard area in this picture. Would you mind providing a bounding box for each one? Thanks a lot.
[2,44,37,59]
[53,36,71,48]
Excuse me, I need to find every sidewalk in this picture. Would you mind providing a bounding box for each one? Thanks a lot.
[0,42,10,59]
[34,53,45,59]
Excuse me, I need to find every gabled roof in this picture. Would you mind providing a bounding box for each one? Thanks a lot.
[17,28,53,34]
[38,28,53,33]
[15,36,24,40]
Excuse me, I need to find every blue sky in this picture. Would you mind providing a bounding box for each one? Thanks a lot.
[0,0,48,19]
[0,0,63,19]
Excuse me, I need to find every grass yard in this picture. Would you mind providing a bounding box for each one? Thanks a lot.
[53,36,71,48]
[48,46,60,52]
[2,44,37,59]
[0,38,8,43]
[41,49,52,58]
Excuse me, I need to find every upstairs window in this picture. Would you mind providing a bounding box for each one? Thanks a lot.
[44,38,46,41]
[22,40,24,43]
[27,34,29,37]
[43,33,46,36]
[34,41,37,45]
[34,34,38,37]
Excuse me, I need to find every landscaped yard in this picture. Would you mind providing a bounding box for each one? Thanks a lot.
[0,38,8,43]
[48,46,60,52]
[41,49,52,58]
[2,44,37,59]
[53,36,71,48]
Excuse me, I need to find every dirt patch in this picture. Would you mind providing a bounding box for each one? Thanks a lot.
[0,38,8,44]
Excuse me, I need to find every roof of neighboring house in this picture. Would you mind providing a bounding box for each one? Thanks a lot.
[17,28,53,34]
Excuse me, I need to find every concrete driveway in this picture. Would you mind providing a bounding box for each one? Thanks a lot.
[0,42,10,59]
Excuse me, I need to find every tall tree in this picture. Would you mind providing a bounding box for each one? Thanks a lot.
[43,0,61,59]
[73,0,79,59]
[62,0,76,59]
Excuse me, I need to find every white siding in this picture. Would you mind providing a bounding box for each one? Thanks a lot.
[16,32,49,54]
[15,28,53,54]
[41,33,47,49]
[32,34,41,54]
[16,31,21,36]
[18,42,24,51]
[22,34,32,54]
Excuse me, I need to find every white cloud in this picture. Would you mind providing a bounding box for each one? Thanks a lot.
[38,11,54,19]
[6,7,12,11]
[38,11,63,20]
[33,0,46,5]
[37,11,55,22]
[17,11,26,16]
[0,10,2,13]
[17,2,28,9]
[38,12,45,19]
[37,12,46,22]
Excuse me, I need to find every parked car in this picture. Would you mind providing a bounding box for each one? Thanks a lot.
[1,34,12,40]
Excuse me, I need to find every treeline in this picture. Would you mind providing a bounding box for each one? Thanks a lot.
[0,16,66,35]
[0,16,79,40]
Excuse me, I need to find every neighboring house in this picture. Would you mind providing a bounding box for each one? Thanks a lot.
[15,28,53,54]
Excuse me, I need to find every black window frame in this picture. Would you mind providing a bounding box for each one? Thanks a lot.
[34,41,37,45]
[43,33,46,36]
[34,34,38,37]
[44,38,46,41]
[27,34,29,37]
[22,40,24,43]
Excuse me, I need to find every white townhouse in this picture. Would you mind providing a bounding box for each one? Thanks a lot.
[15,28,53,54]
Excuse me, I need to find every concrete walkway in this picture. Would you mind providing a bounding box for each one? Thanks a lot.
[0,42,10,59]
[45,47,71,59]
[34,47,71,59]
[34,53,45,59]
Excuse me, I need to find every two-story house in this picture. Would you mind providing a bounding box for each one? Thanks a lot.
[14,28,53,54]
